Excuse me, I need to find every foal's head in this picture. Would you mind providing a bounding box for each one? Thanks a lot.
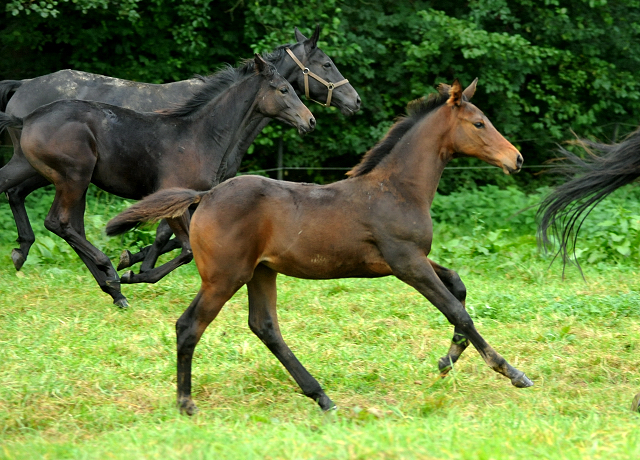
[441,79,523,175]
[254,54,316,135]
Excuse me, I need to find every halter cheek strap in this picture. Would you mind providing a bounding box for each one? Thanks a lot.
[285,48,349,108]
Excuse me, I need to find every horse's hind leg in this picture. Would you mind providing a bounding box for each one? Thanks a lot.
[7,175,51,270]
[247,264,335,411]
[176,281,242,415]
[428,259,471,375]
[44,184,127,307]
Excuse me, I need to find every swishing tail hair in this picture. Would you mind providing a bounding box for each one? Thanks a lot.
[0,80,21,112]
[0,111,22,133]
[537,128,640,268]
[106,188,209,236]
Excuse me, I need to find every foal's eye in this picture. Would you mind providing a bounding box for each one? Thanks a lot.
[473,122,485,129]
[280,87,289,94]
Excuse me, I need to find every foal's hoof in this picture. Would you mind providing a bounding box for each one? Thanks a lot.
[511,371,534,388]
[632,392,640,413]
[114,298,129,309]
[120,270,134,284]
[178,398,199,416]
[316,394,336,412]
[438,356,454,375]
[11,249,25,271]
[117,250,132,271]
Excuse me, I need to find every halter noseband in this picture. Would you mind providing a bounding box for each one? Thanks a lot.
[285,48,349,108]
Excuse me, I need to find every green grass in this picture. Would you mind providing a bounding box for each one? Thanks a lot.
[0,239,639,459]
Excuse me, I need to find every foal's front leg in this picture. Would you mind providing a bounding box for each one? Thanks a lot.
[389,249,533,388]
[428,259,471,375]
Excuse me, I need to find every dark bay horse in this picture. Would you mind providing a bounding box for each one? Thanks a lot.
[106,79,531,413]
[537,128,640,267]
[0,26,360,273]
[0,55,315,308]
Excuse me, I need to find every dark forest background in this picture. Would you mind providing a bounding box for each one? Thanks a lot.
[2,0,640,192]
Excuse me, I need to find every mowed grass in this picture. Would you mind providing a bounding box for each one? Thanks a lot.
[0,243,639,459]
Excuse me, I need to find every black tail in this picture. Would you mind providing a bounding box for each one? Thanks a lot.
[0,80,21,112]
[0,111,22,134]
[537,128,640,268]
[106,188,209,236]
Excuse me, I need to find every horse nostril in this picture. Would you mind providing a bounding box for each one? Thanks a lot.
[356,96,361,108]
[516,153,523,169]
[309,117,316,130]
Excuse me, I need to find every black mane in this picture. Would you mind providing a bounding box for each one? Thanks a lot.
[347,92,450,177]
[163,46,292,118]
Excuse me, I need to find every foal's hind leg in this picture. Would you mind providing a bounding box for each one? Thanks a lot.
[247,264,335,411]
[44,184,127,306]
[7,175,51,270]
[428,259,470,375]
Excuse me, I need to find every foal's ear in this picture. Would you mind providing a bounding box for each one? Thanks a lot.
[299,25,320,53]
[463,78,478,100]
[254,53,268,73]
[446,79,463,107]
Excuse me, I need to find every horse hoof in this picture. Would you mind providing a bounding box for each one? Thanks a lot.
[114,298,129,309]
[632,392,640,413]
[11,249,25,271]
[316,394,336,412]
[120,270,134,284]
[511,371,534,388]
[178,398,198,416]
[117,250,132,271]
[438,356,453,375]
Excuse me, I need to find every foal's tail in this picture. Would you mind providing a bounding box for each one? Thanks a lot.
[0,111,23,134]
[106,188,209,236]
[537,128,640,265]
[0,80,22,112]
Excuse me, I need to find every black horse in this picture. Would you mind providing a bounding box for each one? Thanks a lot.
[0,26,360,274]
[0,55,315,308]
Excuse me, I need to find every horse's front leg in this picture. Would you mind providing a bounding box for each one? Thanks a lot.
[121,212,193,284]
[117,219,179,270]
[427,259,471,375]
[387,247,533,388]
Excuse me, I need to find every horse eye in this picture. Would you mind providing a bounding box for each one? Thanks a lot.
[473,122,484,129]
[280,87,289,94]
[323,62,332,68]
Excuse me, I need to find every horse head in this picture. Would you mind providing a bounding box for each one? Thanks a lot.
[254,54,316,136]
[442,79,523,175]
[288,25,361,116]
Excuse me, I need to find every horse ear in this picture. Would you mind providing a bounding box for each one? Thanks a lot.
[301,25,320,52]
[446,79,463,107]
[294,27,307,43]
[436,83,451,96]
[254,53,268,73]
[463,78,478,100]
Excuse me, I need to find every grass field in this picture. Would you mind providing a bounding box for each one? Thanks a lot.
[0,229,639,459]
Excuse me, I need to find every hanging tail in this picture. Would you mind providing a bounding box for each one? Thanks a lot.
[0,80,21,112]
[106,188,209,236]
[0,111,23,134]
[537,128,640,266]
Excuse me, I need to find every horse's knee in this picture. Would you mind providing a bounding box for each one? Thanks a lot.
[248,317,279,346]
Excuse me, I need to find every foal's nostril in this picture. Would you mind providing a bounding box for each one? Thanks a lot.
[309,117,316,130]
[516,153,523,169]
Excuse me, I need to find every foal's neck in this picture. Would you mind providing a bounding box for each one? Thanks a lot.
[384,110,452,208]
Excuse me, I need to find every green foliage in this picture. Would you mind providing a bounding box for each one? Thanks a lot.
[3,1,640,187]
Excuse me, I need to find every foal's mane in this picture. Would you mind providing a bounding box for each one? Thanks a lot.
[347,92,450,177]
[162,45,292,118]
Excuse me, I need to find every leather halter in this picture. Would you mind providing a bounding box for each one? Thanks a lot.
[285,48,349,108]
